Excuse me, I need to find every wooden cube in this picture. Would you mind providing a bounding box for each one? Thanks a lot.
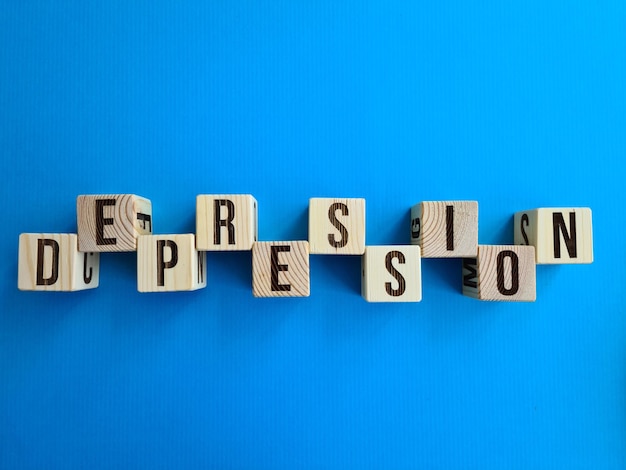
[309,198,366,254]
[462,245,536,301]
[18,233,100,291]
[137,234,206,292]
[410,201,478,258]
[252,241,310,297]
[513,207,593,264]
[361,245,422,302]
[196,194,258,251]
[77,194,152,252]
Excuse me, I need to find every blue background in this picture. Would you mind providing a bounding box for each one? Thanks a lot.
[2,1,625,468]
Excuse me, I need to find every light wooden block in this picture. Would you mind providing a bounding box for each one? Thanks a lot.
[411,201,478,258]
[361,245,422,302]
[410,201,478,258]
[513,207,593,264]
[462,245,536,301]
[309,198,366,254]
[18,233,100,291]
[77,194,152,252]
[252,241,310,297]
[137,234,206,292]
[196,194,258,251]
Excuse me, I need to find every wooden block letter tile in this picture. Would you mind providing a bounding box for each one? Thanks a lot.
[309,198,365,255]
[462,245,536,301]
[361,245,422,302]
[137,234,206,292]
[77,194,152,252]
[18,233,100,291]
[410,201,478,258]
[514,207,593,264]
[196,194,258,251]
[252,241,310,297]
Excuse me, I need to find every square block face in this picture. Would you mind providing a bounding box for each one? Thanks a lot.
[252,241,310,297]
[77,194,152,252]
[309,198,366,255]
[137,234,207,292]
[462,245,536,302]
[361,245,422,302]
[514,207,593,264]
[196,194,258,251]
[410,201,478,258]
[18,233,100,291]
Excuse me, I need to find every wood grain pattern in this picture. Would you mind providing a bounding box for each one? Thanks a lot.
[361,245,422,302]
[252,241,310,297]
[462,245,536,301]
[410,201,478,258]
[18,233,100,291]
[137,234,206,292]
[514,207,593,264]
[77,194,152,252]
[196,194,258,251]
[309,198,366,254]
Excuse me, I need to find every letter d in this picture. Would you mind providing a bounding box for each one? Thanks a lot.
[36,239,59,285]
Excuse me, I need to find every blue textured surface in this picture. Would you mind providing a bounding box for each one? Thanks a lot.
[2,1,625,468]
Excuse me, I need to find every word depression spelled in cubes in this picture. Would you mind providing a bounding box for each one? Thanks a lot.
[17,194,593,302]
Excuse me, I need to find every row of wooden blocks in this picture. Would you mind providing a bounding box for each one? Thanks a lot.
[18,194,593,301]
